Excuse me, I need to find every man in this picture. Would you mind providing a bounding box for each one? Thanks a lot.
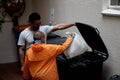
[23,31,75,80]
[17,12,75,71]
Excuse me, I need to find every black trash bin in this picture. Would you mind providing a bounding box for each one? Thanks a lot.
[55,22,109,80]
[57,50,108,80]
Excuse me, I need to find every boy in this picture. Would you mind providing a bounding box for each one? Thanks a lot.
[23,31,75,80]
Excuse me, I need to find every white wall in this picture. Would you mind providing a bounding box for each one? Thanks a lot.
[33,0,120,80]
[32,0,51,25]
[0,20,17,63]
[18,0,33,25]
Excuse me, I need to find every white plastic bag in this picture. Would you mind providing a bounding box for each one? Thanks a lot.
[64,32,92,59]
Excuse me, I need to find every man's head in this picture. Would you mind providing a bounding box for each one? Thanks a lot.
[33,31,45,43]
[29,12,42,31]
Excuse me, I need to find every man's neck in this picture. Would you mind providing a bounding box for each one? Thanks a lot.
[29,26,39,31]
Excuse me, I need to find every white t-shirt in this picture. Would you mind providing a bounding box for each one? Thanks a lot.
[17,25,53,49]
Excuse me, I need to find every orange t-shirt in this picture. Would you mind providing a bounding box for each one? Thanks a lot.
[23,38,73,80]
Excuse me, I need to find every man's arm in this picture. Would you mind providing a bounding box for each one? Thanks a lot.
[52,23,75,31]
[19,46,25,71]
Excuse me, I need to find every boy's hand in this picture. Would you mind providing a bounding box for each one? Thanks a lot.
[70,32,75,38]
[66,32,75,39]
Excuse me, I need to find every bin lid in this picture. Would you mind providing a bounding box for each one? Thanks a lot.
[75,22,109,61]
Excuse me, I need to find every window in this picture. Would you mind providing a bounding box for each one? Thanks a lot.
[109,0,120,9]
[101,0,120,16]
[110,0,120,5]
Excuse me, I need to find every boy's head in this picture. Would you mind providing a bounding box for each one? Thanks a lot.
[33,31,45,43]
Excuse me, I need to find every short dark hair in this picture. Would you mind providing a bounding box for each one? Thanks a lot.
[29,12,41,22]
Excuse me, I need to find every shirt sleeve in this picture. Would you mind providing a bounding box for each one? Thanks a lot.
[17,32,25,46]
[45,25,54,34]
[40,25,54,35]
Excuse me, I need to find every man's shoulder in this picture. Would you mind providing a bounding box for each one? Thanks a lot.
[40,25,51,28]
[21,28,30,34]
[40,25,54,32]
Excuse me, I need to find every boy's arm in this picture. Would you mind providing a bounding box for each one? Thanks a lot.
[56,38,73,55]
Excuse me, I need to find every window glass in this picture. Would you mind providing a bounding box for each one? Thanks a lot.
[110,0,120,6]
